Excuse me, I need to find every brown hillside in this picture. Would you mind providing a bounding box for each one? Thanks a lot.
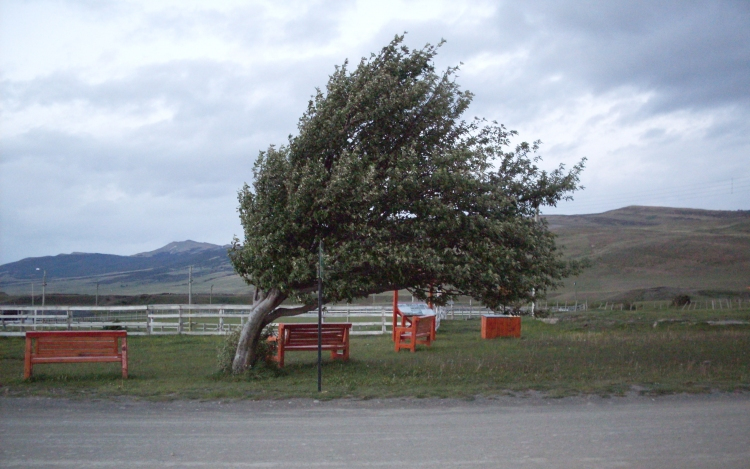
[546,206,750,301]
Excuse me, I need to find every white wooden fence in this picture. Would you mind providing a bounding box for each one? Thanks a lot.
[0,304,492,337]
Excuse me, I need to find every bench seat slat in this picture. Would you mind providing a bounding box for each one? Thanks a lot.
[35,349,121,356]
[283,344,346,349]
[32,356,122,364]
[38,341,118,349]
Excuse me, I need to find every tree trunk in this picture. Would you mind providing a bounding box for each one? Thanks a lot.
[232,288,285,373]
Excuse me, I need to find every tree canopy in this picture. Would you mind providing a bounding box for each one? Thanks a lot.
[228,35,585,371]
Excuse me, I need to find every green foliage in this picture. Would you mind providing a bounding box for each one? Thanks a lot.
[217,327,277,374]
[230,35,586,309]
[102,319,124,331]
[216,329,241,374]
[672,295,691,307]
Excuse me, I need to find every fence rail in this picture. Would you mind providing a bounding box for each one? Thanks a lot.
[0,304,494,337]
[6,299,737,337]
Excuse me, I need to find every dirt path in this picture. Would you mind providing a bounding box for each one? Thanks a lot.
[1,393,749,468]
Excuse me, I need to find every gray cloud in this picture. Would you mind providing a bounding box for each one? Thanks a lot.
[457,1,750,117]
[1,0,749,264]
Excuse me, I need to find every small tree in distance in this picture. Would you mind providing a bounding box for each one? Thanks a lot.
[229,35,586,372]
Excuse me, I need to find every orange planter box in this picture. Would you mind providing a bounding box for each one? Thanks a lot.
[481,315,521,339]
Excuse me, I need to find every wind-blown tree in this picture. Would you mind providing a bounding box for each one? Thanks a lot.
[229,36,585,372]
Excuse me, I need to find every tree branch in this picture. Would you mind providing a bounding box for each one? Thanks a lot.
[262,304,316,326]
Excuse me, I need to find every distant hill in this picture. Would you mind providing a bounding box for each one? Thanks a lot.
[2,207,749,301]
[133,240,220,257]
[547,206,750,301]
[0,240,248,296]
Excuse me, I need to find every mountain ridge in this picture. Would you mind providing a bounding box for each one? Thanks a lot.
[0,241,245,295]
[2,206,749,299]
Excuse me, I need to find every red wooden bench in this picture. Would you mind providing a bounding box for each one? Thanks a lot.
[392,290,436,352]
[24,331,128,379]
[394,314,436,352]
[268,323,352,368]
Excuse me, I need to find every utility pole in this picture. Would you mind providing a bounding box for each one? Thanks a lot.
[31,283,35,306]
[188,266,193,305]
[210,285,214,305]
[96,282,99,306]
[36,268,47,307]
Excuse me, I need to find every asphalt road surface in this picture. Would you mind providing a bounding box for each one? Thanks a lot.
[1,393,749,468]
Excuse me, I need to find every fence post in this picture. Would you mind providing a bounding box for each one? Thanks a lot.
[147,306,152,335]
[67,310,72,331]
[178,306,183,335]
[381,306,386,334]
[219,308,224,333]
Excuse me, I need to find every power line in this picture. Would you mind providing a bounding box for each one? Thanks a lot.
[553,177,750,213]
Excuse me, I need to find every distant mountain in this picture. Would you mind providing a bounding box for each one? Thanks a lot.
[0,241,247,295]
[134,240,221,257]
[2,207,749,300]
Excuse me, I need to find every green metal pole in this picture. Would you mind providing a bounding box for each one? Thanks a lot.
[318,240,323,392]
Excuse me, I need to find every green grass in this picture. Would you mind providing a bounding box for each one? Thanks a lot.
[1,309,749,400]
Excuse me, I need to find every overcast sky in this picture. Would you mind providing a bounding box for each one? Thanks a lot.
[1,0,749,265]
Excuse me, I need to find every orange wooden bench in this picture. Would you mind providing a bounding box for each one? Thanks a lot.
[394,314,436,353]
[392,290,436,352]
[268,323,352,368]
[24,331,128,379]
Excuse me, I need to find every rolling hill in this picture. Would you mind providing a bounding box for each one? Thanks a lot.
[1,207,749,302]
[547,206,750,301]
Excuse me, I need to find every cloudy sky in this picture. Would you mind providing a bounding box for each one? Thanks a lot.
[1,0,748,265]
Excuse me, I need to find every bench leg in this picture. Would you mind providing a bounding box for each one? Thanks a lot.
[24,337,33,379]
[329,346,350,362]
[121,337,128,379]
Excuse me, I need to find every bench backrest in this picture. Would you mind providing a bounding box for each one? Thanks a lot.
[280,324,351,347]
[27,331,126,358]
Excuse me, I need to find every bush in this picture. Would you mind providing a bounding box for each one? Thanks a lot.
[216,329,241,374]
[103,319,124,331]
[216,326,278,374]
[672,295,691,307]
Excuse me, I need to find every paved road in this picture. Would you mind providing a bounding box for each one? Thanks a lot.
[1,393,749,468]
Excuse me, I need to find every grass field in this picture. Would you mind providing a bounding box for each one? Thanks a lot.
[1,308,748,400]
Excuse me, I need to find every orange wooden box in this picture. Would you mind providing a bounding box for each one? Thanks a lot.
[481,315,521,339]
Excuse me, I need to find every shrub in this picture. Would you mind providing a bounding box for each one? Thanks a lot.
[216,326,277,374]
[671,295,691,307]
[103,319,124,331]
[216,328,241,374]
